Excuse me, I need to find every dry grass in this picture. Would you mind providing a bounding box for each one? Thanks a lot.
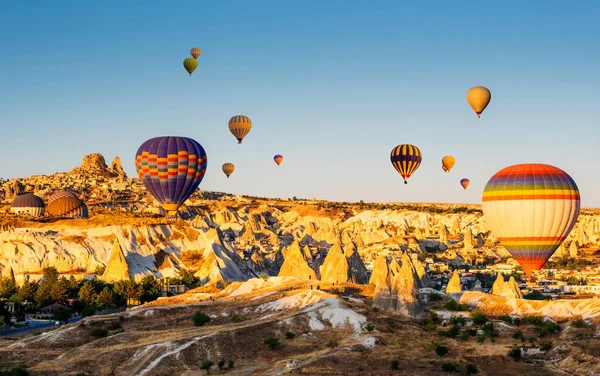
[179,249,204,269]
[98,234,117,244]
[170,231,184,241]
[137,233,148,247]
[61,235,87,246]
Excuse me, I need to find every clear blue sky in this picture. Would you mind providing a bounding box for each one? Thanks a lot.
[1,1,599,206]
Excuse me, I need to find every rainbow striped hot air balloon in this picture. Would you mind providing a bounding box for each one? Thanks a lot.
[274,154,283,166]
[482,164,580,275]
[390,144,422,184]
[135,136,207,216]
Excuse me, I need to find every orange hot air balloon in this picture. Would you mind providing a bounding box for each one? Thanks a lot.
[228,115,252,144]
[467,86,491,118]
[222,163,235,178]
[442,156,455,173]
[190,47,201,59]
[460,178,470,190]
[273,154,283,166]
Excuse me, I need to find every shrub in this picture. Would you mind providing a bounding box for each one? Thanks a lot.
[228,360,234,369]
[285,330,295,339]
[0,366,29,376]
[444,300,469,311]
[364,322,375,332]
[571,316,588,328]
[217,360,225,370]
[441,362,459,372]
[428,292,442,301]
[326,340,339,348]
[537,321,560,337]
[438,325,460,338]
[513,317,521,326]
[450,315,467,326]
[107,322,122,331]
[200,360,213,371]
[466,363,478,375]
[508,347,522,361]
[391,359,400,370]
[89,328,108,338]
[264,337,281,350]
[540,342,552,351]
[524,316,544,326]
[429,310,440,323]
[460,332,470,341]
[81,306,96,318]
[193,312,211,327]
[512,330,526,342]
[423,320,437,332]
[470,310,488,325]
[231,315,244,323]
[499,315,514,324]
[435,344,449,356]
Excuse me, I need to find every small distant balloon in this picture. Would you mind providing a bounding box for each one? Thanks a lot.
[274,154,283,166]
[190,47,201,59]
[390,144,422,184]
[467,86,491,118]
[228,115,252,144]
[460,178,470,190]
[183,58,198,76]
[222,163,235,178]
[442,156,455,173]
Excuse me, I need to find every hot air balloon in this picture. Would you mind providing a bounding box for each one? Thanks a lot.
[228,115,252,144]
[274,154,283,166]
[47,196,88,219]
[467,86,491,118]
[48,190,77,205]
[390,144,422,184]
[482,164,580,275]
[11,193,45,217]
[460,178,470,190]
[183,58,198,76]
[190,47,201,59]
[222,163,235,178]
[442,156,455,173]
[135,136,207,216]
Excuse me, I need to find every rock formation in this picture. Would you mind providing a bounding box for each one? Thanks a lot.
[412,256,431,288]
[374,254,424,318]
[320,242,351,284]
[369,255,389,287]
[344,242,369,284]
[445,270,462,294]
[462,229,473,250]
[491,273,523,299]
[569,242,578,258]
[278,240,317,280]
[388,257,401,277]
[109,157,127,178]
[439,224,449,244]
[102,240,131,282]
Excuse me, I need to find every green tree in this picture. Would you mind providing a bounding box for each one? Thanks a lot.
[96,287,115,309]
[78,282,97,305]
[52,308,72,324]
[50,278,69,302]
[178,270,199,287]
[140,276,160,303]
[34,267,61,307]
[0,277,16,299]
[16,279,37,303]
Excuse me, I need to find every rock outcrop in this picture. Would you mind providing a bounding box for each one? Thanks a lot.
[374,254,424,318]
[102,240,131,282]
[344,242,369,284]
[69,153,124,178]
[445,270,462,294]
[369,256,389,287]
[491,273,522,299]
[320,243,350,284]
[109,157,127,179]
[278,240,317,280]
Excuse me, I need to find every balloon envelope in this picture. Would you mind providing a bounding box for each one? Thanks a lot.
[47,196,88,219]
[390,144,422,184]
[442,156,455,173]
[482,164,580,275]
[228,115,252,144]
[222,163,235,178]
[460,178,470,190]
[467,86,491,118]
[183,58,198,76]
[135,136,207,215]
[190,47,201,59]
[274,154,283,166]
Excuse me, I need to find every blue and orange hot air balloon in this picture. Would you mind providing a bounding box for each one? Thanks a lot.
[482,164,580,275]
[460,178,470,190]
[390,144,422,184]
[274,154,283,166]
[135,136,207,216]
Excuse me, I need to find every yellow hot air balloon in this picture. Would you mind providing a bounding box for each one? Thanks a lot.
[222,163,235,178]
[442,156,455,173]
[467,86,491,118]
[228,115,252,144]
[190,47,201,59]
[183,58,198,76]
[390,144,422,184]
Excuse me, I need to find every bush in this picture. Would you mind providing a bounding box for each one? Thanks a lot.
[428,292,442,301]
[460,332,470,341]
[192,312,211,327]
[200,360,213,371]
[441,362,459,372]
[285,330,295,339]
[228,360,234,369]
[571,316,588,328]
[231,315,244,323]
[499,315,514,325]
[435,344,449,356]
[512,330,526,342]
[217,360,225,370]
[108,322,122,331]
[470,310,488,325]
[450,315,467,326]
[391,360,399,371]
[364,322,375,332]
[524,316,544,326]
[444,300,469,311]
[429,310,440,323]
[264,337,281,350]
[81,306,96,318]
[466,363,478,375]
[438,325,460,338]
[540,342,552,351]
[423,320,437,332]
[0,366,29,376]
[89,328,108,338]
[326,340,339,348]
[508,347,522,361]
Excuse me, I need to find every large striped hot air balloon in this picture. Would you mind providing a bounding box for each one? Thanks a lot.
[228,115,252,144]
[274,154,283,166]
[222,163,235,178]
[482,164,580,275]
[390,144,422,184]
[135,136,207,216]
[48,190,77,205]
[442,156,455,172]
[467,86,491,118]
[460,178,470,190]
[190,47,201,59]
[47,196,88,219]
[183,58,198,76]
[11,193,45,217]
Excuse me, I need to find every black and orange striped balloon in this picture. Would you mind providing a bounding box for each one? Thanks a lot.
[390,144,422,184]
